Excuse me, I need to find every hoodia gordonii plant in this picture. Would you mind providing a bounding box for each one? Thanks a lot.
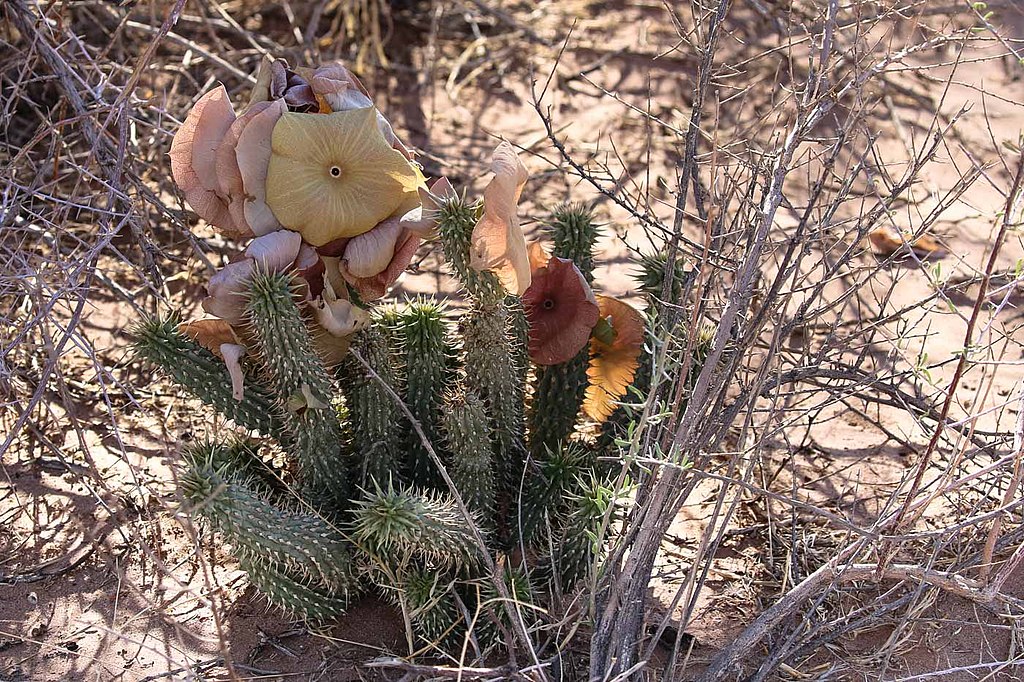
[135,57,709,662]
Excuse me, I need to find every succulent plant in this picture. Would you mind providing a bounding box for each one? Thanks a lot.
[137,80,665,661]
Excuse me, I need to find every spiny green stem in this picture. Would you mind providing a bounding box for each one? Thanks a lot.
[394,301,452,488]
[344,326,404,488]
[245,271,351,511]
[442,390,495,527]
[131,316,282,438]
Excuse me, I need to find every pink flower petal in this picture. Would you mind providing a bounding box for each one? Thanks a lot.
[215,101,276,239]
[244,229,302,272]
[470,141,531,295]
[202,259,254,325]
[351,230,421,300]
[249,56,289,105]
[169,85,241,236]
[220,343,247,401]
[340,218,405,279]
[235,98,285,236]
[338,211,424,300]
[313,297,371,337]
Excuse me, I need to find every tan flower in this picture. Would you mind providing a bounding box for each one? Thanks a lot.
[233,99,286,236]
[169,85,246,237]
[470,141,531,295]
[309,64,412,159]
[522,244,599,365]
[583,296,645,422]
[265,107,424,246]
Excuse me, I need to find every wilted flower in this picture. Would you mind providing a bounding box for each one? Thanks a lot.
[522,242,599,365]
[470,141,531,295]
[584,296,645,422]
[201,230,304,325]
[178,318,248,401]
[231,99,287,236]
[331,177,454,300]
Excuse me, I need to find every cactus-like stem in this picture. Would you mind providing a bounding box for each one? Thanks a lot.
[344,326,404,488]
[549,202,600,284]
[441,390,495,525]
[401,566,462,655]
[551,474,615,593]
[528,204,601,457]
[241,555,351,622]
[350,483,479,567]
[245,271,350,510]
[518,441,596,547]
[395,301,451,488]
[180,442,357,595]
[436,192,505,306]
[505,296,530,396]
[131,316,282,438]
[461,302,528,538]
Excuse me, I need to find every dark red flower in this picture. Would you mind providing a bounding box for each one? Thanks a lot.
[522,244,599,365]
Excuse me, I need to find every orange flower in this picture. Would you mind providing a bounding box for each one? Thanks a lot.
[584,296,645,422]
[522,243,599,365]
[470,141,531,295]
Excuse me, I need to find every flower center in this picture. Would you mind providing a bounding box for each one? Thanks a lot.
[329,166,342,178]
[542,298,555,310]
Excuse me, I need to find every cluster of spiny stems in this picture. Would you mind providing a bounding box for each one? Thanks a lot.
[134,198,702,661]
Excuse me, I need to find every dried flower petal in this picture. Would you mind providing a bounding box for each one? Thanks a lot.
[522,254,599,365]
[178,318,239,354]
[470,141,531,295]
[169,85,243,236]
[215,101,275,239]
[869,227,946,258]
[202,260,254,325]
[584,296,645,422]
[244,229,302,272]
[249,56,289,105]
[221,343,247,401]
[314,296,371,337]
[200,231,301,325]
[234,98,286,236]
[265,107,423,245]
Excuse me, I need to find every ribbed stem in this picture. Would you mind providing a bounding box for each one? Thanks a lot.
[245,271,350,511]
[343,326,404,488]
[394,301,451,488]
[180,443,356,595]
[401,566,462,655]
[131,316,282,438]
[241,554,352,622]
[462,301,528,544]
[350,484,479,568]
[442,390,494,527]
